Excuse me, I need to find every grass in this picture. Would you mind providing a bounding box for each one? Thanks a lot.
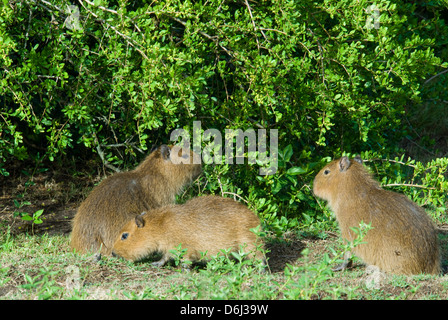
[1,226,448,300]
[1,155,448,301]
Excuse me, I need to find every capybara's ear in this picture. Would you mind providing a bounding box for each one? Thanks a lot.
[160,145,170,160]
[135,214,145,228]
[354,154,363,164]
[338,156,351,172]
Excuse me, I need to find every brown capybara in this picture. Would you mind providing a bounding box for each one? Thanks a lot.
[313,155,440,275]
[70,145,201,255]
[111,195,265,267]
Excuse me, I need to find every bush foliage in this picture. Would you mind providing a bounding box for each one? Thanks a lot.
[1,0,447,229]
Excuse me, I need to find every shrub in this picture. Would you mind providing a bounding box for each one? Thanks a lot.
[1,0,447,226]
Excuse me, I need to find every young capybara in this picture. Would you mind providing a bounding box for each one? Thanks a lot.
[313,155,440,275]
[111,195,265,267]
[70,145,201,255]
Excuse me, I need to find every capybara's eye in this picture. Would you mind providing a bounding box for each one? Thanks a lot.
[121,233,129,240]
[324,169,330,175]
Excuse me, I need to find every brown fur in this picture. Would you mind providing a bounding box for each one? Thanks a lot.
[111,195,265,266]
[70,145,201,255]
[313,155,440,275]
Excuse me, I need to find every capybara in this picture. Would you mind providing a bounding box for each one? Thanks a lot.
[313,155,440,275]
[111,195,265,267]
[70,145,201,255]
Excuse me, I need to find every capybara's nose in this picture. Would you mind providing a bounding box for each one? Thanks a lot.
[111,251,117,257]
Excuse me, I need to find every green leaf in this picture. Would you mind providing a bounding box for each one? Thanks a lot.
[34,209,44,218]
[21,215,33,221]
[286,167,307,175]
[282,145,293,162]
[271,180,283,194]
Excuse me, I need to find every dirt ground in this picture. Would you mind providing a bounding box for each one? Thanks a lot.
[0,163,89,237]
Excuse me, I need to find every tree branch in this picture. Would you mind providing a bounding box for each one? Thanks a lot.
[93,133,121,173]
[423,68,448,86]
[383,183,435,190]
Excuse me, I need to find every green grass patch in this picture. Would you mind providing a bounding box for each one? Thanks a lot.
[1,226,448,300]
